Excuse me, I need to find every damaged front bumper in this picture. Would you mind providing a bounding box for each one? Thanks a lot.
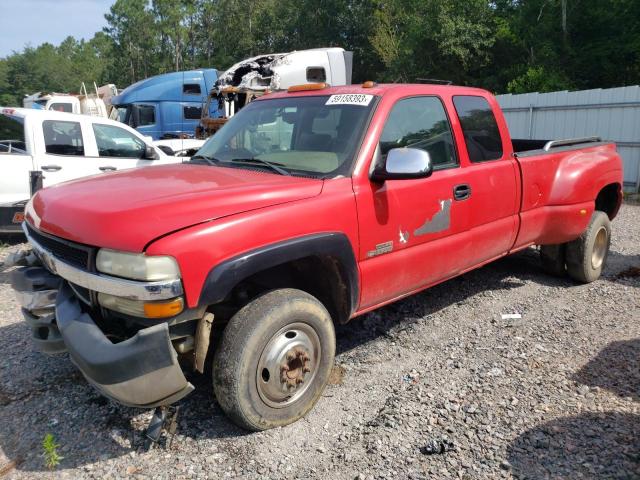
[10,265,65,354]
[56,283,194,407]
[11,266,194,408]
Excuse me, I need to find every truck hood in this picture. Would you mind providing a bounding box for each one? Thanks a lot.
[27,164,323,252]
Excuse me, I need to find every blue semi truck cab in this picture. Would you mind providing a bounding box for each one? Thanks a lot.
[110,69,219,140]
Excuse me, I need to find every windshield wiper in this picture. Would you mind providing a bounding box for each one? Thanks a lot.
[229,157,290,176]
[187,154,219,166]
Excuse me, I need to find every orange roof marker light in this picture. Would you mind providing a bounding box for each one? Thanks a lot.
[287,83,328,93]
[362,81,377,88]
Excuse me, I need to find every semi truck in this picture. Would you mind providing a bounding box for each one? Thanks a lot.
[110,69,220,140]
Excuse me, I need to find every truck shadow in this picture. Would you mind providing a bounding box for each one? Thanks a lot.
[507,338,640,478]
[605,251,640,287]
[506,412,640,478]
[336,248,563,355]
[573,338,640,402]
[335,247,639,355]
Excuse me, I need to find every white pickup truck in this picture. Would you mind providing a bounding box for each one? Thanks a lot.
[0,108,181,232]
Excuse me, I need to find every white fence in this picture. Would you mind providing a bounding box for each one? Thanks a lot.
[497,86,640,192]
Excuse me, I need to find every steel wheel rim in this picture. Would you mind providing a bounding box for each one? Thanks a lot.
[256,322,321,408]
[591,226,608,269]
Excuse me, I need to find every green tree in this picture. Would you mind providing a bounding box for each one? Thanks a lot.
[369,0,496,84]
[104,0,158,85]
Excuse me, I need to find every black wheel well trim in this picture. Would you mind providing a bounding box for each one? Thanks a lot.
[198,232,359,319]
[595,182,622,220]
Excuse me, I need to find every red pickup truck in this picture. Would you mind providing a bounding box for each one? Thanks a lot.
[11,82,622,432]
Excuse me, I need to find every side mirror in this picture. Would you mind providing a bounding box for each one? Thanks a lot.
[144,145,159,160]
[370,147,433,182]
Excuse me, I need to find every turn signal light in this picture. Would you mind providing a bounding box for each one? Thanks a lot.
[362,81,377,88]
[288,83,328,92]
[98,293,184,319]
[144,298,185,318]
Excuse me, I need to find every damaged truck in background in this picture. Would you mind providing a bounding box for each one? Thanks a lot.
[196,47,353,138]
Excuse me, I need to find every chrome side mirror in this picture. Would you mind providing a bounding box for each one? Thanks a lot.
[371,147,433,182]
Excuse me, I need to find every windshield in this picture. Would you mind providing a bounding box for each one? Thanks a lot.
[195,95,376,177]
[110,105,130,124]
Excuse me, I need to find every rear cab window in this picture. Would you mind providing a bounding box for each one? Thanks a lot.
[0,113,27,154]
[453,95,503,162]
[49,103,73,113]
[379,96,458,170]
[43,120,84,156]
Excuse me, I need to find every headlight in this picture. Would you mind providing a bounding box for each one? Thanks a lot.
[96,249,181,281]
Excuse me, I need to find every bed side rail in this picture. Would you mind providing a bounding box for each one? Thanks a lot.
[543,136,602,151]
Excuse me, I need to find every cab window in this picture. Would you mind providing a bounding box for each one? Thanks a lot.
[184,106,202,119]
[453,96,503,162]
[43,120,84,156]
[49,103,73,113]
[93,123,146,158]
[0,114,27,154]
[379,96,457,169]
[135,104,156,127]
[183,83,201,95]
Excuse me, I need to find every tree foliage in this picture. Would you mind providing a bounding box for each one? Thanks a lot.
[0,0,638,106]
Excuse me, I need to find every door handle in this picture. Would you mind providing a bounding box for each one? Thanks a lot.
[453,184,471,201]
[99,166,117,171]
[41,165,61,172]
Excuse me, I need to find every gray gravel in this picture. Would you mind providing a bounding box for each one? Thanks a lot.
[1,204,639,479]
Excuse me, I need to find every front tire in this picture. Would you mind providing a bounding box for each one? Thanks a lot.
[566,211,611,283]
[212,289,336,431]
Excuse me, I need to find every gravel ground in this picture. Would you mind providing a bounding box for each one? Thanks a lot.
[0,205,638,480]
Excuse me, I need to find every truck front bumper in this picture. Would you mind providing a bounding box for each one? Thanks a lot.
[55,282,194,408]
[11,266,194,408]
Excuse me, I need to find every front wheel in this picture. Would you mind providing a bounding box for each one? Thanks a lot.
[566,211,612,283]
[212,288,336,431]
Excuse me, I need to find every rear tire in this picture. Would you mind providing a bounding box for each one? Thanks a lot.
[540,244,566,277]
[212,288,335,431]
[566,211,611,283]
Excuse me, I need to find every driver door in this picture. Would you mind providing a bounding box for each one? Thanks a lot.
[87,122,161,172]
[355,95,473,309]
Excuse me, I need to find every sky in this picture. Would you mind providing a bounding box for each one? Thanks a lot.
[0,0,115,58]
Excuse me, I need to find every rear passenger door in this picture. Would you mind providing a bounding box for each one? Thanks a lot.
[451,95,519,266]
[35,118,99,187]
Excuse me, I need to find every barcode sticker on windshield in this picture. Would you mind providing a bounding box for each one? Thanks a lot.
[325,94,373,106]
